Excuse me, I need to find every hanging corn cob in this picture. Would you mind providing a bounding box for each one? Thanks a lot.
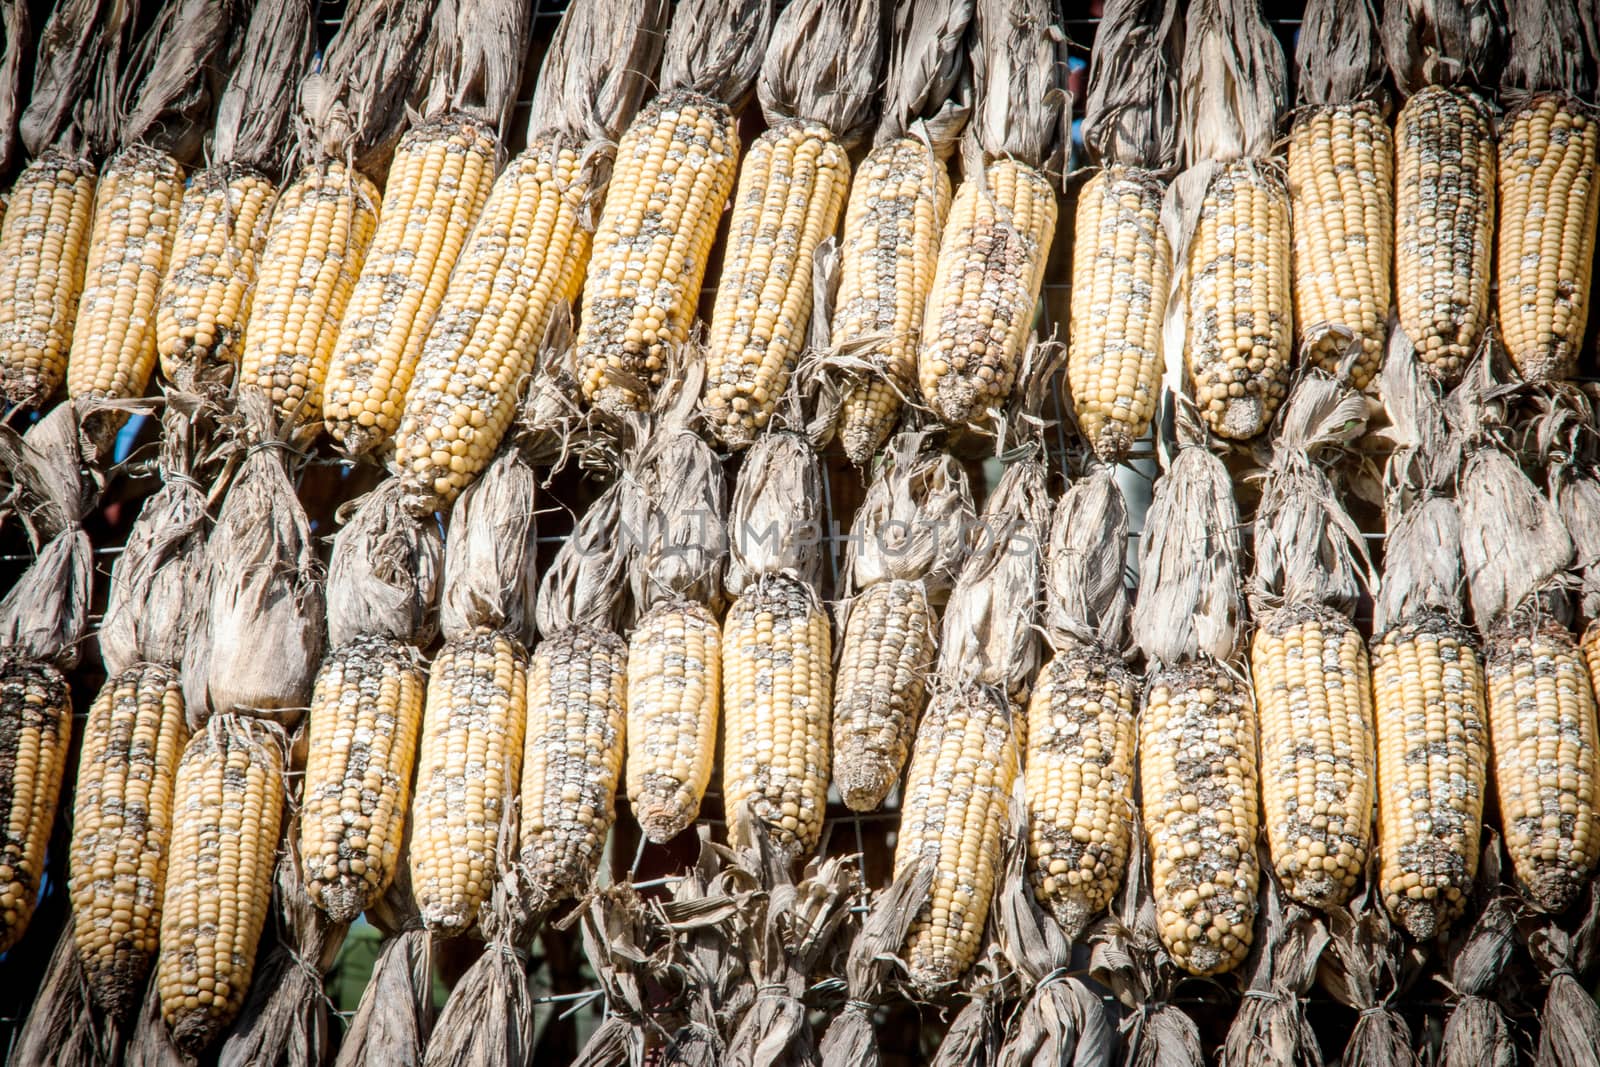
[155,0,314,393]
[573,0,773,417]
[1248,376,1378,910]
[238,0,435,436]
[1287,0,1392,390]
[828,0,972,466]
[1166,0,1290,441]
[834,433,973,811]
[396,0,667,515]
[1068,0,1181,460]
[301,480,441,923]
[698,0,884,447]
[1370,342,1486,941]
[410,444,539,935]
[1025,464,1137,940]
[917,0,1069,430]
[1382,0,1506,385]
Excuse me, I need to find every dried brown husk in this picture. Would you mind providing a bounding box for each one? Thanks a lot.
[1556,462,1600,620]
[124,972,190,1067]
[566,887,659,1067]
[1375,496,1465,633]
[0,0,30,173]
[1219,876,1329,1067]
[1528,882,1600,1066]
[326,479,443,648]
[201,393,325,727]
[653,0,771,109]
[213,0,314,176]
[535,479,629,637]
[0,524,90,668]
[1042,463,1130,653]
[928,967,1005,1067]
[1503,0,1599,97]
[938,454,1050,698]
[1381,326,1461,498]
[1438,873,1519,1067]
[119,0,236,165]
[0,399,98,547]
[422,871,538,1067]
[19,0,132,157]
[527,0,669,146]
[1132,444,1246,667]
[656,838,752,1062]
[846,432,974,598]
[1459,443,1573,628]
[1316,894,1420,1067]
[419,0,534,130]
[1178,0,1286,166]
[1081,0,1182,170]
[629,396,729,613]
[11,923,121,1067]
[1296,0,1386,107]
[756,0,884,145]
[439,445,539,643]
[336,857,434,1067]
[969,0,1071,174]
[874,0,973,148]
[726,431,825,597]
[1382,0,1507,96]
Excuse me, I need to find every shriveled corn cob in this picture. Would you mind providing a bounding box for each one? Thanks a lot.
[157,715,285,1054]
[1141,661,1260,977]
[1496,94,1600,382]
[722,575,832,855]
[1186,161,1292,440]
[409,626,527,936]
[520,626,627,911]
[1252,604,1375,909]
[0,656,72,954]
[1394,86,1496,384]
[1025,645,1138,940]
[1372,614,1488,941]
[1067,166,1169,459]
[1486,614,1600,913]
[1287,101,1393,388]
[832,579,936,811]
[578,92,741,414]
[397,139,593,514]
[918,159,1057,427]
[238,161,380,430]
[68,662,187,1020]
[702,119,852,447]
[301,634,426,924]
[0,151,95,408]
[66,145,184,404]
[155,164,277,390]
[324,116,498,456]
[832,137,951,465]
[894,687,1018,991]
[626,600,721,843]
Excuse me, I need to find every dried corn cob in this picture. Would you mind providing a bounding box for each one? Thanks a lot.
[0,655,72,955]
[627,600,721,841]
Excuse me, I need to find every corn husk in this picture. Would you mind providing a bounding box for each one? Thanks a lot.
[873,0,973,149]
[1316,893,1421,1067]
[326,479,443,648]
[0,525,91,668]
[1381,325,1462,499]
[756,0,883,145]
[1219,875,1329,1067]
[566,887,659,1067]
[1297,0,1386,107]
[927,963,1005,1067]
[11,923,120,1067]
[1504,0,1599,99]
[1557,463,1600,621]
[422,869,538,1067]
[419,0,534,131]
[438,446,539,644]
[969,0,1070,175]
[1528,882,1600,1066]
[527,0,669,146]
[199,391,326,727]
[1438,841,1518,1067]
[1459,443,1573,627]
[19,0,135,157]
[124,972,189,1067]
[726,431,825,597]
[118,0,235,165]
[1132,443,1246,667]
[656,838,751,1065]
[1178,0,1285,166]
[1382,0,1507,96]
[213,0,314,176]
[0,0,29,172]
[652,0,771,109]
[335,857,435,1067]
[1041,463,1130,653]
[535,480,630,638]
[0,399,99,547]
[845,432,974,599]
[1081,0,1182,171]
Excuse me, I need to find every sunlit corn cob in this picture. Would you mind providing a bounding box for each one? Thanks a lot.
[301,634,426,924]
[324,117,499,456]
[68,662,187,1020]
[1186,161,1292,440]
[409,626,527,936]
[1485,614,1600,913]
[832,579,935,811]
[0,656,72,954]
[894,687,1018,992]
[1252,605,1375,910]
[701,119,851,447]
[626,600,721,843]
[157,715,285,1054]
[1287,101,1393,389]
[520,626,627,911]
[155,164,277,390]
[1067,166,1169,459]
[0,151,95,407]
[1394,86,1495,384]
[1372,614,1488,941]
[577,91,741,414]
[1141,661,1260,977]
[1025,644,1138,940]
[1496,94,1600,382]
[832,137,951,465]
[239,161,380,431]
[722,576,832,855]
[65,145,184,404]
[396,138,594,515]
[918,159,1057,427]
[1584,620,1600,703]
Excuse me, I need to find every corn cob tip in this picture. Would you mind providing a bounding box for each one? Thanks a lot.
[331,422,382,459]
[1522,867,1586,915]
[1388,895,1441,943]
[633,797,696,845]
[1046,896,1096,946]
[834,761,897,814]
[307,881,367,927]
[1089,423,1135,463]
[1214,395,1268,441]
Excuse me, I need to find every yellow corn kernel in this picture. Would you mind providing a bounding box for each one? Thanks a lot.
[0,656,73,954]
[626,600,721,843]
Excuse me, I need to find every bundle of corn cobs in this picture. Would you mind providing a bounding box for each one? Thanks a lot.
[6,0,1600,1062]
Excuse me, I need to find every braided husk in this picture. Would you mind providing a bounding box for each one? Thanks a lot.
[1081,0,1182,170]
[439,446,539,643]
[1438,841,1518,1067]
[1556,463,1600,621]
[1179,0,1286,166]
[656,0,772,107]
[11,924,120,1067]
[1219,875,1329,1067]
[726,431,825,597]
[0,0,29,173]
[534,480,629,637]
[629,387,729,613]
[565,887,659,1067]
[1503,0,1599,98]
[1042,463,1130,653]
[845,432,974,598]
[0,399,99,547]
[756,0,884,145]
[422,869,539,1067]
[19,0,132,157]
[1316,893,1421,1067]
[1296,0,1386,107]
[420,0,534,130]
[927,962,1004,1067]
[1459,443,1573,628]
[1527,881,1600,1066]
[335,859,434,1067]
[656,837,751,1064]
[968,0,1071,175]
[213,0,314,176]
[0,525,90,668]
[527,0,667,144]
[874,0,973,148]
[326,479,443,648]
[119,0,235,165]
[1381,0,1507,96]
